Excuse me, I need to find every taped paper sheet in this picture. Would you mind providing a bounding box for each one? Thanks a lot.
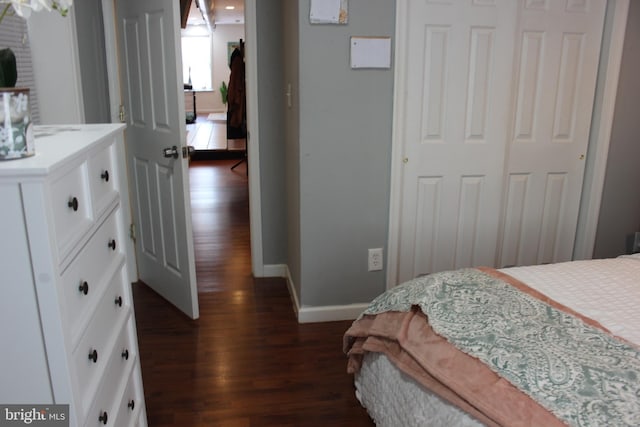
[350,37,391,69]
[310,0,348,24]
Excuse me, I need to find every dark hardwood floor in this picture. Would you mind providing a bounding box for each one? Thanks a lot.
[132,159,373,426]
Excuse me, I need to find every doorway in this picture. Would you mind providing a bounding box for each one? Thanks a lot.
[182,0,249,293]
[102,0,265,288]
[182,0,247,158]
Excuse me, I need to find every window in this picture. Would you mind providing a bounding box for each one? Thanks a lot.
[181,35,212,90]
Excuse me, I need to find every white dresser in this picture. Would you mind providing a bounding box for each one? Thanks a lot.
[0,124,147,427]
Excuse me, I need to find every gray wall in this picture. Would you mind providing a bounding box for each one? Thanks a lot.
[74,0,110,123]
[256,0,639,309]
[594,1,640,258]
[256,0,287,265]
[296,0,395,306]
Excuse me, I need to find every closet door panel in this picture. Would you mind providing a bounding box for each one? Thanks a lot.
[500,0,606,267]
[395,0,518,283]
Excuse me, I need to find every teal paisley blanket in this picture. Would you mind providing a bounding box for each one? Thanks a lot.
[361,269,640,427]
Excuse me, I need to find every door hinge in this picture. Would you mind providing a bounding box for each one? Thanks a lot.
[129,223,136,244]
[119,104,126,123]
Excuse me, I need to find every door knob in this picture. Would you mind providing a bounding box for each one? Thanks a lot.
[182,145,195,158]
[163,146,179,159]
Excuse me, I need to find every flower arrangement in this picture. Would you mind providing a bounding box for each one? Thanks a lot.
[0,0,72,21]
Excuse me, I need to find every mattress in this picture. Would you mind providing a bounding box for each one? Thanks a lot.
[502,254,640,344]
[352,254,640,426]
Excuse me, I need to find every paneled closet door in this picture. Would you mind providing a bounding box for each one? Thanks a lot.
[499,0,606,268]
[392,0,606,285]
[395,0,518,284]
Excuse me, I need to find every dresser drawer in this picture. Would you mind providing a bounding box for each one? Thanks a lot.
[112,365,145,427]
[88,143,118,219]
[50,161,93,261]
[61,210,124,344]
[84,318,138,427]
[72,267,130,419]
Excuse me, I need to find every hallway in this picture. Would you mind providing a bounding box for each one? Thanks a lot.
[189,159,250,293]
[132,159,373,426]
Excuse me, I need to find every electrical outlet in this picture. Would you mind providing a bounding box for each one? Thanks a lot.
[368,248,383,271]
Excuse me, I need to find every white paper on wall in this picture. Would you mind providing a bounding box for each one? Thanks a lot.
[310,0,348,24]
[350,37,392,69]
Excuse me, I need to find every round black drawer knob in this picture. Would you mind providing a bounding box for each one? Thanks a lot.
[128,400,135,411]
[121,349,129,360]
[67,197,79,211]
[98,411,108,425]
[114,296,123,307]
[88,349,98,363]
[79,281,89,295]
[101,170,110,182]
[108,239,116,251]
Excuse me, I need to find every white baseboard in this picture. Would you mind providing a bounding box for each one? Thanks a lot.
[276,264,368,323]
[297,303,369,323]
[262,264,287,278]
[283,265,301,318]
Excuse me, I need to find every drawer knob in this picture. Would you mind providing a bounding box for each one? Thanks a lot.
[88,349,98,363]
[67,197,79,212]
[79,281,89,295]
[114,296,123,307]
[108,239,116,251]
[98,411,108,425]
[101,170,110,182]
[128,400,135,411]
[121,349,129,360]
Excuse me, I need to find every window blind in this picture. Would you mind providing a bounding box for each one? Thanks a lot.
[0,14,40,124]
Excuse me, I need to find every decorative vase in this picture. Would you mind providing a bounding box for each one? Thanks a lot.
[0,87,34,160]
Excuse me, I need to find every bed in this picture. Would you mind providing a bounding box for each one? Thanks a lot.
[344,254,640,426]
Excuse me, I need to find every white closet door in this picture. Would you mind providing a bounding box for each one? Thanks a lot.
[499,0,606,267]
[395,0,517,284]
[392,0,607,284]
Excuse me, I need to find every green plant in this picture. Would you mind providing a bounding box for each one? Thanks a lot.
[219,81,228,105]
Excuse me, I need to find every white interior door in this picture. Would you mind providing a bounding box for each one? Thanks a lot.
[115,0,199,319]
[392,0,606,285]
[499,0,606,267]
[394,0,518,284]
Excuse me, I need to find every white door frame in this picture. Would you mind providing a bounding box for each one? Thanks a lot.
[101,0,137,282]
[573,0,629,260]
[244,0,265,277]
[101,0,265,279]
[386,0,630,289]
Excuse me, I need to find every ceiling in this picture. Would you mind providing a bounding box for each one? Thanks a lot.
[187,0,245,27]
